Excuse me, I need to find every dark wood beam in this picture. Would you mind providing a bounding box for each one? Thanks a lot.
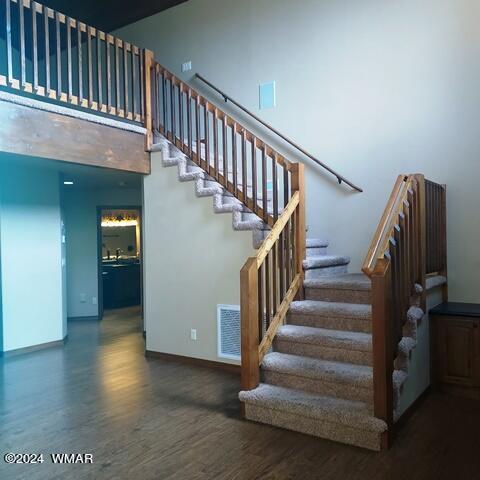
[0,100,150,173]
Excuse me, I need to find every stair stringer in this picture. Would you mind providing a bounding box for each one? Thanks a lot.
[152,136,270,249]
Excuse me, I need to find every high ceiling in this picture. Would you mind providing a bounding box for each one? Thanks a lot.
[39,0,189,32]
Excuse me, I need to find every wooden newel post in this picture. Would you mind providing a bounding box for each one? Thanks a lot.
[290,162,306,299]
[371,259,394,448]
[143,49,154,152]
[240,257,260,393]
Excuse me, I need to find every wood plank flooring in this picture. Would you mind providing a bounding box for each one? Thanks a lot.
[1,307,479,480]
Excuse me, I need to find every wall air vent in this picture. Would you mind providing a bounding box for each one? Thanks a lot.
[217,304,241,361]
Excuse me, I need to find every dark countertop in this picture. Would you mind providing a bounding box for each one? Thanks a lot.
[430,302,480,318]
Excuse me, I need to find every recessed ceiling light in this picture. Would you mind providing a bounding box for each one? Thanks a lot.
[64,181,74,185]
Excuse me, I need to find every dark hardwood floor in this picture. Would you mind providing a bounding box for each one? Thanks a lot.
[1,307,479,480]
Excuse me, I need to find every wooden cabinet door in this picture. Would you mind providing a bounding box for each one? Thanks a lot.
[437,318,480,387]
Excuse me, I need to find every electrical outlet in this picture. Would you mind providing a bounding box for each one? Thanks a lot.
[182,61,192,72]
[190,329,197,341]
[80,293,86,303]
[92,297,98,305]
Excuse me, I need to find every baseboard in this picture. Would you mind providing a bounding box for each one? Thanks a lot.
[2,336,68,358]
[145,350,241,375]
[68,315,100,322]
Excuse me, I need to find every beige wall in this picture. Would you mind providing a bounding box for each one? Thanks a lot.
[118,0,480,303]
[143,154,254,363]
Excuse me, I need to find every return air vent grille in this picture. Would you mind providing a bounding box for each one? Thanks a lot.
[217,304,241,361]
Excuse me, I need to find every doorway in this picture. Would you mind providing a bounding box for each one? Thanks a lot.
[97,207,143,320]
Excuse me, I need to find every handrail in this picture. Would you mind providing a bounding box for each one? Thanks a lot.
[195,73,363,193]
[362,175,410,275]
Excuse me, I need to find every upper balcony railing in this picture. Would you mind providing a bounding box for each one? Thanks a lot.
[0,0,146,124]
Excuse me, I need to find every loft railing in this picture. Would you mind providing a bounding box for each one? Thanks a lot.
[195,72,363,193]
[362,174,447,446]
[0,0,146,123]
[149,61,306,396]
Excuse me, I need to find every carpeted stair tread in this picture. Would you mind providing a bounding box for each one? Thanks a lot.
[276,324,372,351]
[262,352,373,388]
[289,300,371,320]
[425,275,447,291]
[306,239,329,248]
[239,384,386,433]
[303,255,350,270]
[304,273,371,291]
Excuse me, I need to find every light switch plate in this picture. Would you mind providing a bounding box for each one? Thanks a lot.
[259,81,276,109]
[182,61,192,72]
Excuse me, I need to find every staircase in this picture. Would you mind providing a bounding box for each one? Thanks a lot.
[146,62,447,452]
[240,245,425,450]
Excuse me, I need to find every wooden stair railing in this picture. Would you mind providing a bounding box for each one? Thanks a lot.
[362,174,447,446]
[149,62,300,228]
[0,0,146,124]
[148,61,307,400]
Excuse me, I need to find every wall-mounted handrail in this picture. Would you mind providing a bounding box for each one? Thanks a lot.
[195,73,363,193]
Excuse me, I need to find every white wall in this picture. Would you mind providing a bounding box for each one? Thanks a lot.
[64,187,141,318]
[117,0,480,303]
[143,154,254,363]
[0,161,64,352]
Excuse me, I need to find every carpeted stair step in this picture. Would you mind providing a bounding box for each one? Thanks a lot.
[274,324,372,366]
[303,255,350,279]
[288,300,372,333]
[304,273,372,304]
[262,352,373,403]
[306,238,329,257]
[239,384,387,451]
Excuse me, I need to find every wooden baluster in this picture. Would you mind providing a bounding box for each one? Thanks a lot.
[6,0,13,85]
[106,36,112,113]
[97,32,104,110]
[123,43,129,118]
[232,123,238,196]
[416,174,427,310]
[398,213,407,319]
[213,110,219,180]
[115,39,120,115]
[251,140,258,215]
[240,258,260,394]
[87,27,93,108]
[32,2,38,92]
[440,184,448,301]
[131,50,137,119]
[67,17,72,101]
[195,95,201,163]
[139,49,144,120]
[222,116,228,187]
[262,147,267,222]
[258,265,265,343]
[291,163,306,297]
[143,50,154,150]
[279,229,285,298]
[152,66,158,132]
[55,11,61,96]
[44,6,50,96]
[265,251,271,330]
[241,130,247,203]
[187,89,192,157]
[285,218,291,285]
[179,85,184,148]
[78,23,83,104]
[272,154,279,221]
[204,102,210,170]
[371,258,394,448]
[19,0,26,88]
[272,240,278,316]
[170,78,176,142]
